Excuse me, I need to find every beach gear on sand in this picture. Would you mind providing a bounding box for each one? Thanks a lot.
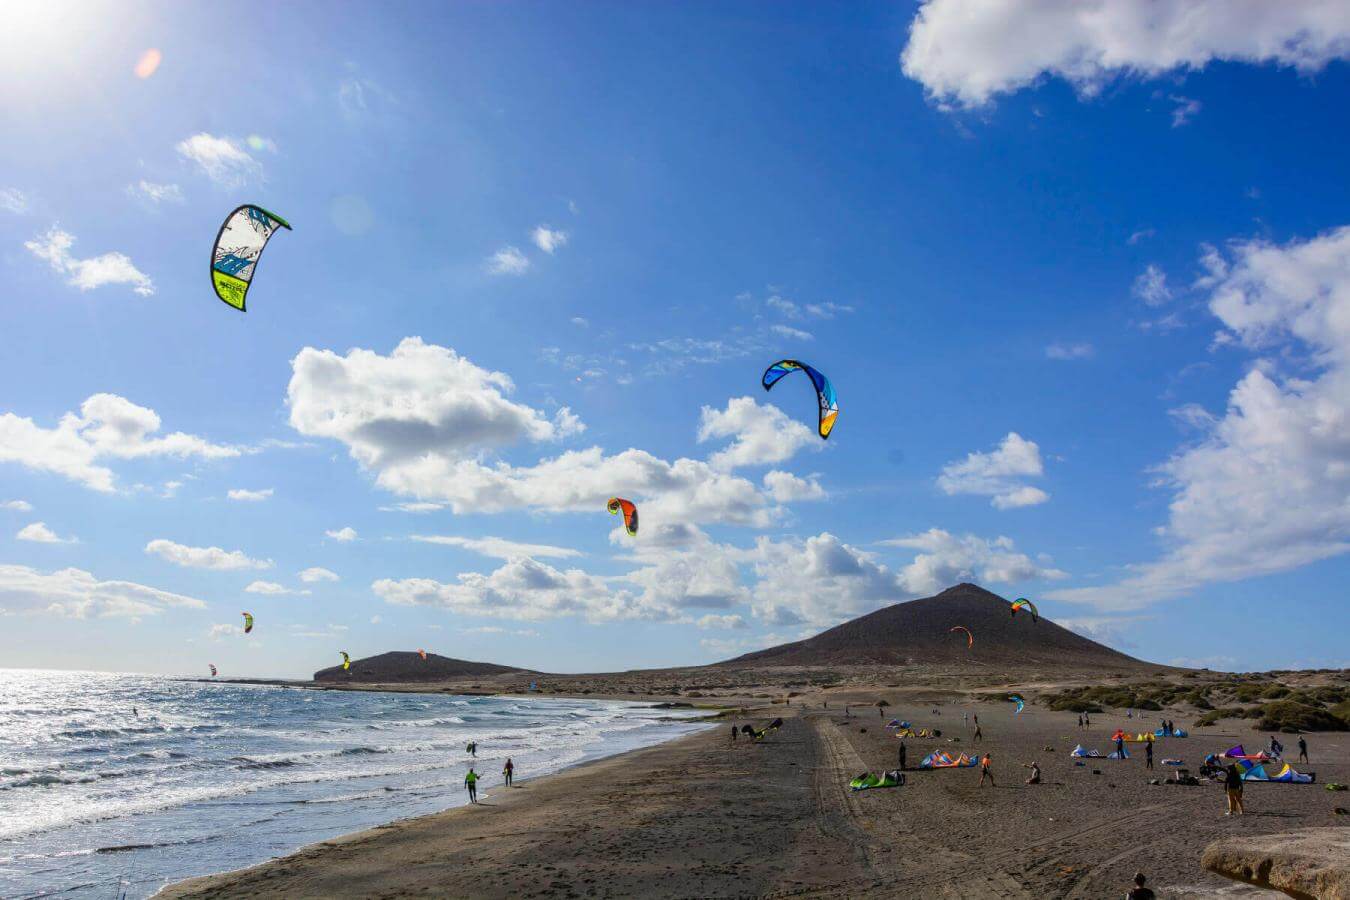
[918,750,978,769]
[1071,745,1102,758]
[850,770,905,791]
[1326,783,1346,792]
[1162,759,1184,766]
[1233,757,1314,784]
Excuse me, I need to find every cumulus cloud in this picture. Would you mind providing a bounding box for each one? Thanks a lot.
[145,539,272,571]
[299,567,339,583]
[1051,226,1350,610]
[325,526,358,542]
[531,226,568,254]
[1045,341,1094,360]
[227,488,273,502]
[697,613,746,630]
[0,563,205,618]
[698,397,818,471]
[26,227,154,296]
[0,393,240,492]
[769,324,813,341]
[2,500,34,512]
[937,432,1050,509]
[883,528,1068,596]
[901,0,1350,109]
[485,246,530,275]
[762,470,826,503]
[410,535,581,560]
[176,133,264,186]
[16,522,76,544]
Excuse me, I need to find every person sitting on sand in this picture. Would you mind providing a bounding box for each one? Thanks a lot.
[1023,761,1041,784]
[1126,871,1156,899]
[1224,763,1244,816]
[465,767,479,804]
[979,753,994,786]
[503,758,514,787]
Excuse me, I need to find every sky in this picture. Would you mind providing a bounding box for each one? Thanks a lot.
[2,0,1348,678]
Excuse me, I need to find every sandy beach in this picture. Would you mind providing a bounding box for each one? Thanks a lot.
[158,696,1348,899]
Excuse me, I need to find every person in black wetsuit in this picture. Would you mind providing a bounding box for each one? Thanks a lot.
[898,740,907,771]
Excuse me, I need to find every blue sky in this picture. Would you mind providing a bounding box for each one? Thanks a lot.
[2,0,1348,678]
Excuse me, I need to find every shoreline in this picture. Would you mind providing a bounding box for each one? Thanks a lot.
[155,701,1347,899]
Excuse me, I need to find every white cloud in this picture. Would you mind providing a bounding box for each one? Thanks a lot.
[410,535,581,560]
[901,0,1350,109]
[1051,226,1350,610]
[207,623,236,639]
[1056,614,1146,649]
[2,500,33,512]
[750,533,903,627]
[1,188,28,214]
[299,567,339,583]
[937,432,1050,509]
[1128,228,1156,246]
[17,522,76,544]
[485,246,530,275]
[696,613,746,630]
[698,396,818,471]
[763,470,825,502]
[1170,95,1202,128]
[1046,341,1094,360]
[325,526,358,542]
[570,317,589,328]
[127,180,184,205]
[176,133,263,186]
[26,227,154,296]
[1133,263,1172,306]
[370,614,382,624]
[244,580,307,595]
[0,393,239,492]
[379,501,445,514]
[770,324,813,341]
[531,226,568,254]
[227,488,273,502]
[882,528,1068,596]
[0,563,205,618]
[145,539,272,571]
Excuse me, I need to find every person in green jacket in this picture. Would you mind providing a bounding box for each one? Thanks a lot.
[465,767,479,803]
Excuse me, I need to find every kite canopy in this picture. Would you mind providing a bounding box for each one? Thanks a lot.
[340,651,351,671]
[209,664,217,677]
[211,204,291,311]
[1071,745,1102,758]
[606,497,638,536]
[949,625,973,649]
[850,770,904,791]
[418,649,427,660]
[762,359,838,439]
[1222,745,1274,761]
[1010,694,1025,715]
[1234,758,1313,783]
[919,750,978,769]
[241,611,254,634]
[1010,598,1039,623]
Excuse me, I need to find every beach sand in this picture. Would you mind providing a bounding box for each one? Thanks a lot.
[159,699,1346,899]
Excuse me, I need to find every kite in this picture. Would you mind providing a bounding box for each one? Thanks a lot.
[762,359,838,439]
[209,664,217,677]
[211,204,292,311]
[241,611,254,634]
[1010,598,1039,623]
[1010,694,1025,715]
[949,625,973,649]
[340,651,351,671]
[607,497,638,536]
[918,750,979,769]
[1234,758,1314,783]
[850,770,905,791]
[418,649,427,661]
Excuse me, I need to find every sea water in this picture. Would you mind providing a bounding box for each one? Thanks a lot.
[0,669,708,898]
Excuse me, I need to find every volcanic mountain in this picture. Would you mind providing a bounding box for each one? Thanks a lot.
[314,651,527,683]
[720,583,1155,671]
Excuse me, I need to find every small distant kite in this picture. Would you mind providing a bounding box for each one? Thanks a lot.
[211,204,291,311]
[209,664,217,677]
[340,651,351,671]
[949,625,973,650]
[418,649,427,661]
[1010,598,1039,623]
[1010,694,1025,715]
[762,359,837,439]
[607,497,638,536]
[241,611,254,634]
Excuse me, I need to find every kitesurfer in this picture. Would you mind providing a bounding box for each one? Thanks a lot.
[465,767,479,803]
[503,758,514,787]
[979,753,994,787]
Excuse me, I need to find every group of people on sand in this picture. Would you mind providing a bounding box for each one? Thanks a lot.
[462,743,516,804]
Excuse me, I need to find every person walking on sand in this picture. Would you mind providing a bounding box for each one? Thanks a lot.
[963,711,968,728]
[1297,735,1308,763]
[1077,713,1083,729]
[898,739,907,772]
[1145,738,1154,770]
[465,767,479,804]
[1126,872,1156,899]
[503,758,514,787]
[1268,735,1283,759]
[974,722,983,743]
[1224,763,1244,816]
[979,753,995,786]
[1084,712,1091,728]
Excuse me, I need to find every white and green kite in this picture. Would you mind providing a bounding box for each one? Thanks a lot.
[211,204,291,311]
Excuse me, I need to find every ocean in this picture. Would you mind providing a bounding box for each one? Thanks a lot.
[0,669,708,898]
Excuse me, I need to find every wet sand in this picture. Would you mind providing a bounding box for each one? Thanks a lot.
[159,702,1347,899]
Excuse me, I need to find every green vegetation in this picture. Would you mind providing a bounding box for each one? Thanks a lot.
[1254,701,1347,733]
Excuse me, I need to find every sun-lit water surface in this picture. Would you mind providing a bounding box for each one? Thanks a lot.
[0,669,708,898]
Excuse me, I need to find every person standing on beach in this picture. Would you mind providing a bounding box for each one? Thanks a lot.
[1114,733,1125,758]
[1297,735,1308,763]
[1077,714,1083,729]
[973,722,983,743]
[1223,763,1244,816]
[898,740,907,771]
[979,753,994,786]
[465,767,479,804]
[731,724,738,743]
[1084,712,1091,728]
[503,758,514,787]
[1144,738,1153,770]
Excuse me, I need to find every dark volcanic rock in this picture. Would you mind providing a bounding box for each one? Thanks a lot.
[313,651,526,683]
[719,583,1154,670]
